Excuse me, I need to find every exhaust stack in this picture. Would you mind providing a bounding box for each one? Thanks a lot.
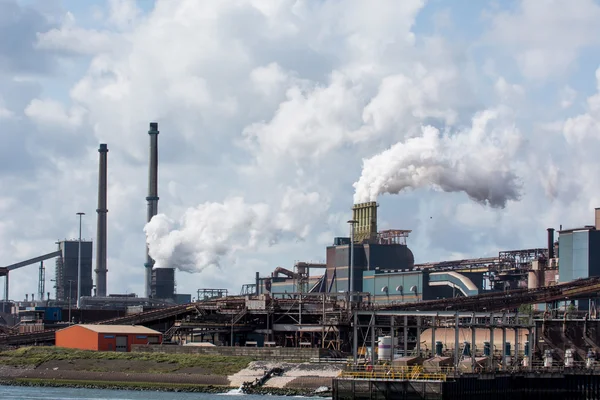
[95,143,109,297]
[547,228,555,259]
[351,202,378,243]
[145,123,160,297]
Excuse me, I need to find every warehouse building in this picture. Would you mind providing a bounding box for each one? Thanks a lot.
[55,324,162,352]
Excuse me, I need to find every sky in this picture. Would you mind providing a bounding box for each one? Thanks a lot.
[3,0,600,301]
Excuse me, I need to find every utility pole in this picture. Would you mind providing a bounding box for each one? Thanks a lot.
[68,279,74,323]
[76,212,85,309]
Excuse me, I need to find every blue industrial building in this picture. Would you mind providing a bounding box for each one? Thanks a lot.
[558,209,600,283]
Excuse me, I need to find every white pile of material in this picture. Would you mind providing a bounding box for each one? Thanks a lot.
[228,361,342,388]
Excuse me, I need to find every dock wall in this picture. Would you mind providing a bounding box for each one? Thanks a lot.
[333,373,600,399]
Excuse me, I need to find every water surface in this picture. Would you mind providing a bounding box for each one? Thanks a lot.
[0,385,323,400]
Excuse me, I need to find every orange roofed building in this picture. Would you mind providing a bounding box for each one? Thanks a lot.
[55,324,162,352]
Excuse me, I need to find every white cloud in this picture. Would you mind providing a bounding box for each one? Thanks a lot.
[108,0,141,29]
[36,12,116,55]
[4,0,600,301]
[486,0,600,80]
[560,85,577,109]
[24,98,86,129]
[563,67,600,143]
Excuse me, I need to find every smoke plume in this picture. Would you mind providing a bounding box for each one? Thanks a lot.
[144,189,327,273]
[353,110,522,208]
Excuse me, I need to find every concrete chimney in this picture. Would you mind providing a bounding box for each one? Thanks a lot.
[547,228,555,259]
[596,208,600,230]
[145,122,160,297]
[95,143,109,297]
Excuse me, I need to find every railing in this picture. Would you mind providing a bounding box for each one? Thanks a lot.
[339,365,447,382]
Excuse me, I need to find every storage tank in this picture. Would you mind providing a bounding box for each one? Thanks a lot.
[586,350,596,369]
[565,349,574,368]
[378,336,392,361]
[544,349,553,368]
[420,328,528,353]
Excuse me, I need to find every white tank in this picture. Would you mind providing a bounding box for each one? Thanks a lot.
[378,336,392,361]
[565,349,574,368]
[544,350,553,368]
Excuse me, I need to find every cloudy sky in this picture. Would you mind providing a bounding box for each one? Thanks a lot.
[2,0,600,301]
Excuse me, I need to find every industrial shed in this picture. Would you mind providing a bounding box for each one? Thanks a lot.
[55,324,162,352]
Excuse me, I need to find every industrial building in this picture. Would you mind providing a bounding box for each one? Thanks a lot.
[55,240,93,301]
[558,208,600,283]
[55,324,162,352]
[257,202,503,304]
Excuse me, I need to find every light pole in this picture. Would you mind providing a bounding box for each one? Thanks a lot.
[68,279,74,323]
[76,212,85,309]
[347,219,357,302]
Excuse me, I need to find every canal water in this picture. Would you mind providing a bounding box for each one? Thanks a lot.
[0,385,326,400]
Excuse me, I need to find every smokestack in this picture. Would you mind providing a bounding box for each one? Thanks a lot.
[145,122,160,297]
[95,143,109,297]
[255,271,260,296]
[547,228,555,259]
[596,208,600,230]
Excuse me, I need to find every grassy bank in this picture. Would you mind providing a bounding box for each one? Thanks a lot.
[0,378,322,396]
[0,347,254,375]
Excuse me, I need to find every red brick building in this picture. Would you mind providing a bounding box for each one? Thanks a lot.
[55,324,162,352]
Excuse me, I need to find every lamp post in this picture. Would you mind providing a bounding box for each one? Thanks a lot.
[67,279,74,323]
[347,219,357,302]
[76,212,85,309]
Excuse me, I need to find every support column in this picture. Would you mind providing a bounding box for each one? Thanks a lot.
[431,316,436,359]
[416,316,421,358]
[403,316,408,357]
[353,312,358,364]
[371,312,376,365]
[490,322,495,371]
[471,325,476,372]
[502,328,507,370]
[390,316,395,361]
[454,313,460,368]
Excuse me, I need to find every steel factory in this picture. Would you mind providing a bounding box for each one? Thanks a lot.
[4,122,600,398]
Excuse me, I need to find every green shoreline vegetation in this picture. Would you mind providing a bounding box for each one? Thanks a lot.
[0,347,254,375]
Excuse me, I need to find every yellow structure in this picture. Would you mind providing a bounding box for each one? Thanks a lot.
[352,202,378,243]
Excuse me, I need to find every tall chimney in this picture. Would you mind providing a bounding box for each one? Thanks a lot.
[547,228,555,259]
[95,143,109,297]
[596,208,600,230]
[145,122,160,297]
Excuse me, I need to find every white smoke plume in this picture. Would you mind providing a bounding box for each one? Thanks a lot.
[353,109,523,208]
[144,189,327,273]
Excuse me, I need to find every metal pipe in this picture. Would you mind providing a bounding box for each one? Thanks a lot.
[76,212,85,309]
[145,122,160,298]
[95,144,109,297]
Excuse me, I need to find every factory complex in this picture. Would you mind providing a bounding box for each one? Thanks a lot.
[3,123,600,398]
